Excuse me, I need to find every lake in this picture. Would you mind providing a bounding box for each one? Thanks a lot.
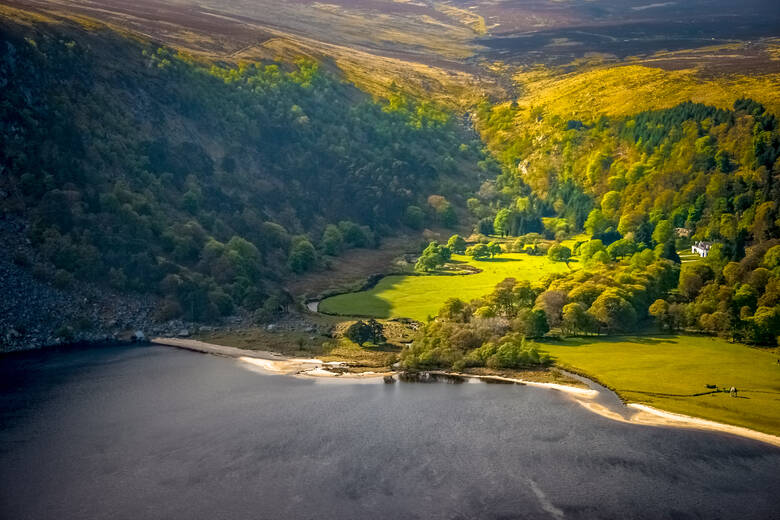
[1,344,778,519]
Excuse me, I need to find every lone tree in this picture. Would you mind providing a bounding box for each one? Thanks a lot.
[493,208,514,237]
[288,237,317,273]
[466,243,491,259]
[487,241,502,257]
[547,243,572,263]
[415,241,451,272]
[447,234,467,254]
[648,299,670,331]
[345,319,386,346]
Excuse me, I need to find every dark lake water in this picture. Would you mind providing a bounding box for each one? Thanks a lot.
[1,344,778,519]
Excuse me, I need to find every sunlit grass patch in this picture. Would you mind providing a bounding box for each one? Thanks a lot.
[539,335,780,435]
[320,253,574,321]
[677,250,703,264]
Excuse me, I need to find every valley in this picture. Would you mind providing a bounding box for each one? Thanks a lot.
[320,252,573,321]
[1,1,780,515]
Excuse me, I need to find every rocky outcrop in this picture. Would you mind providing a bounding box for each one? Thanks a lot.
[0,218,171,352]
[0,216,313,352]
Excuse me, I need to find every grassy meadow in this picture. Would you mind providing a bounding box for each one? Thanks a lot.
[319,253,574,321]
[539,335,780,435]
[677,249,703,265]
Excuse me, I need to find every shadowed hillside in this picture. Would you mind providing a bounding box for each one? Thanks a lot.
[0,12,492,340]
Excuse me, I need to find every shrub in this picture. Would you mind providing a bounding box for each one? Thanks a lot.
[288,237,317,273]
[155,299,183,321]
[547,244,572,262]
[403,206,425,229]
[466,243,491,259]
[320,225,344,256]
[53,269,75,289]
[54,325,75,341]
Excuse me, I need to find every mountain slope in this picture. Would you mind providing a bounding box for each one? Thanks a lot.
[474,85,780,245]
[0,13,491,333]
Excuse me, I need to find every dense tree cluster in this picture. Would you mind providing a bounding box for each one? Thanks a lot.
[468,96,780,345]
[401,317,551,371]
[406,237,780,372]
[466,242,501,259]
[0,20,487,321]
[650,241,780,344]
[475,99,780,250]
[402,250,683,371]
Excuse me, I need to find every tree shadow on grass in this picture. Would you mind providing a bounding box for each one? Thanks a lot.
[612,335,679,345]
[472,257,524,263]
[538,334,680,349]
[320,275,406,319]
[624,389,729,398]
[362,343,402,353]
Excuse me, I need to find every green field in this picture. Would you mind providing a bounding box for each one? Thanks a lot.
[319,253,573,321]
[677,249,702,264]
[539,335,780,435]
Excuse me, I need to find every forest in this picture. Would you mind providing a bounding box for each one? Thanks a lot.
[404,237,779,371]
[399,94,780,360]
[417,96,780,348]
[0,19,493,321]
[1,13,778,349]
[473,99,779,244]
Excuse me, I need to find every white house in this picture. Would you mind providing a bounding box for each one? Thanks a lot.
[691,241,713,258]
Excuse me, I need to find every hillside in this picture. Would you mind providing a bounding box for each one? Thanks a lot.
[0,1,500,108]
[2,3,780,352]
[511,62,780,119]
[0,14,494,347]
[474,87,780,241]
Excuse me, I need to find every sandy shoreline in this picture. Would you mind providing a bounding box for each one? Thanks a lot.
[151,337,391,378]
[627,404,780,448]
[151,337,780,449]
[426,370,599,397]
